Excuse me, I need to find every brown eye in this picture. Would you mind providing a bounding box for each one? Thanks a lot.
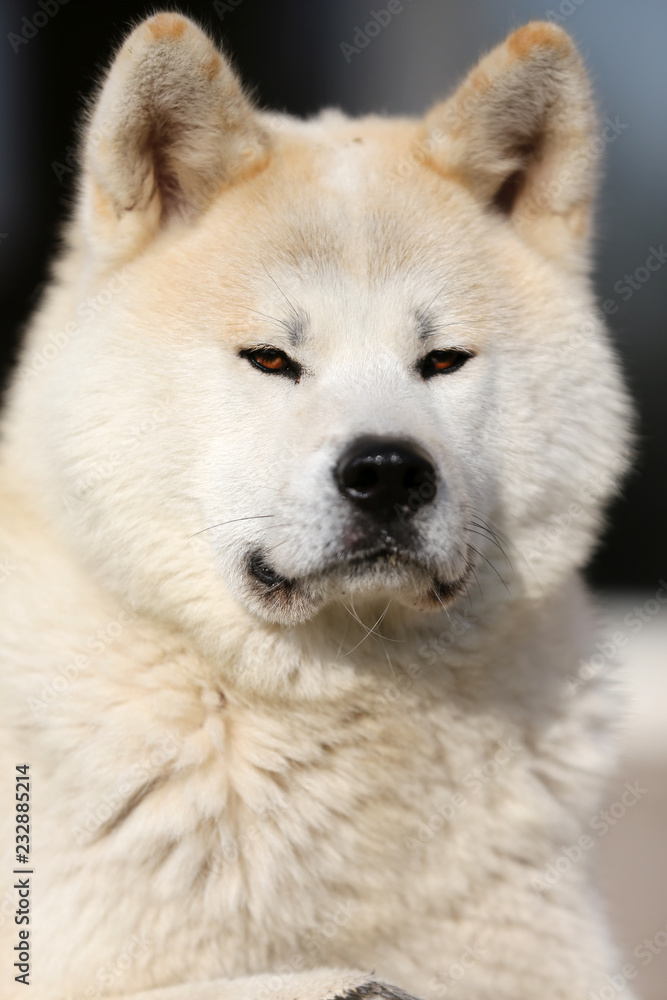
[239,347,301,379]
[254,352,287,371]
[418,349,474,380]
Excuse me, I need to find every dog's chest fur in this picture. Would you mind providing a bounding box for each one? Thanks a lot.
[25,590,605,996]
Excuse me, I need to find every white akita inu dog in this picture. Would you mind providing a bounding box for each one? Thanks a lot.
[0,12,635,1000]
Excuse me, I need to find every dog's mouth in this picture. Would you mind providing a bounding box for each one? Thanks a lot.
[247,539,472,619]
[342,537,417,568]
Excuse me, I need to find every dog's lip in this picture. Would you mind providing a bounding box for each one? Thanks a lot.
[324,539,475,601]
[318,541,473,592]
[249,541,474,606]
[344,542,413,565]
[249,551,293,591]
[323,529,428,573]
[342,525,415,562]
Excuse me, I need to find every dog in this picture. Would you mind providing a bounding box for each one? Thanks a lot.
[0,12,635,1000]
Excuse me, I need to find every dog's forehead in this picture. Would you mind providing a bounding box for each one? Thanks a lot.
[160,114,515,351]
[279,111,414,197]
[210,118,480,285]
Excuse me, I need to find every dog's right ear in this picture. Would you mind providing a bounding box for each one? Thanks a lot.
[422,23,599,270]
[79,12,267,263]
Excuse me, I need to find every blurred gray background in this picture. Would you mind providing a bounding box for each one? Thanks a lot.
[1,1,665,996]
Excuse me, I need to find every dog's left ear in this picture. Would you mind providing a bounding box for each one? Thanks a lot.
[423,23,599,268]
[79,12,267,262]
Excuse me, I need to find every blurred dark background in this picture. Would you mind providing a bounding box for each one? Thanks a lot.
[1,0,665,589]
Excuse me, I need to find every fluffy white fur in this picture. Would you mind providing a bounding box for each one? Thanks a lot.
[0,13,635,1000]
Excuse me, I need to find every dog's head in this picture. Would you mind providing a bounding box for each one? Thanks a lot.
[10,14,632,638]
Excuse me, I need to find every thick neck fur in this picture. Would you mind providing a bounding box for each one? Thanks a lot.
[0,479,615,997]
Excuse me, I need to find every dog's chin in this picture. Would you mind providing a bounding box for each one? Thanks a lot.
[242,547,471,624]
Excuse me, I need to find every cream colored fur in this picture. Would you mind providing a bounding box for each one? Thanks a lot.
[0,13,635,1000]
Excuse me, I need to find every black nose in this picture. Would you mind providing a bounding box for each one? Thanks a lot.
[335,435,437,519]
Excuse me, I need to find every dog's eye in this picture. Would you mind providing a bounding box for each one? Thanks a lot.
[418,349,474,379]
[239,347,301,379]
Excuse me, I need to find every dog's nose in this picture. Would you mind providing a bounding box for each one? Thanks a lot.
[335,435,437,518]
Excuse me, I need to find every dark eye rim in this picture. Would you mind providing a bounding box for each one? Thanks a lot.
[417,348,475,380]
[239,346,302,380]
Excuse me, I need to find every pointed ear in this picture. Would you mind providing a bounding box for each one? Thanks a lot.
[422,23,599,268]
[80,13,268,261]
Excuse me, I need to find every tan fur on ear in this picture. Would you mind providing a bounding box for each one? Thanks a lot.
[81,12,268,261]
[422,22,598,268]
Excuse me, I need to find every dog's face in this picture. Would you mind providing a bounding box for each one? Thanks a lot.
[11,15,632,633]
[182,131,493,621]
[168,127,584,623]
